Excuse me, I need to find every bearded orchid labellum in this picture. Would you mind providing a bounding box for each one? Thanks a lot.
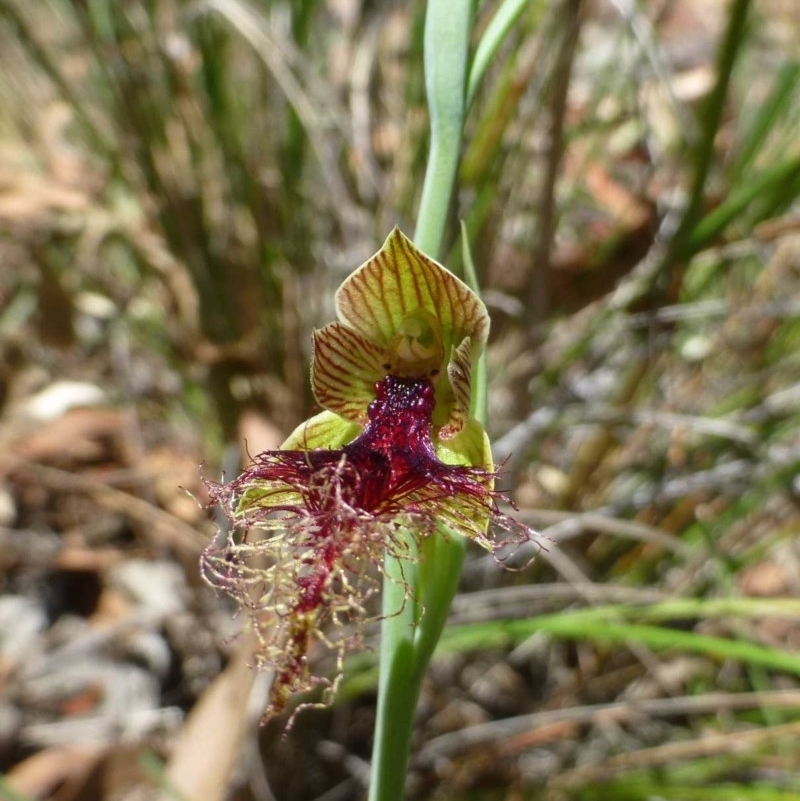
[203,227,535,721]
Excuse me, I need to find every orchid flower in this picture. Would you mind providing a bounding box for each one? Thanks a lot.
[202,227,534,720]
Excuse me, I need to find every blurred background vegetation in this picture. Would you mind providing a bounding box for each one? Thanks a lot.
[1,0,800,800]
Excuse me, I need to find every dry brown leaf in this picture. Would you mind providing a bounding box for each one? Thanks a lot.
[3,743,106,800]
[739,562,789,597]
[583,163,652,232]
[157,633,261,801]
[3,408,124,473]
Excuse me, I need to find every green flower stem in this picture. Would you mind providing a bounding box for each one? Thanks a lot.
[368,533,465,801]
[369,2,476,799]
[368,545,421,801]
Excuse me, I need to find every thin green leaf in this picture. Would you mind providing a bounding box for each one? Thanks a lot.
[441,611,800,677]
[466,0,544,108]
[413,0,474,258]
[731,60,800,180]
[688,153,800,251]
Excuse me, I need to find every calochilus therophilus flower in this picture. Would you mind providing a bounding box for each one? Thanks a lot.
[202,227,537,721]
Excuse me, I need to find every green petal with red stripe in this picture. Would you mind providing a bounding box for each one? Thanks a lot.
[335,227,489,366]
[311,322,385,424]
[436,336,473,440]
[332,227,490,438]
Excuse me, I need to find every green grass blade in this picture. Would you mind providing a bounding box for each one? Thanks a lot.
[441,608,800,678]
[579,781,800,801]
[731,60,800,180]
[466,0,544,108]
[688,153,800,251]
[670,0,752,260]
